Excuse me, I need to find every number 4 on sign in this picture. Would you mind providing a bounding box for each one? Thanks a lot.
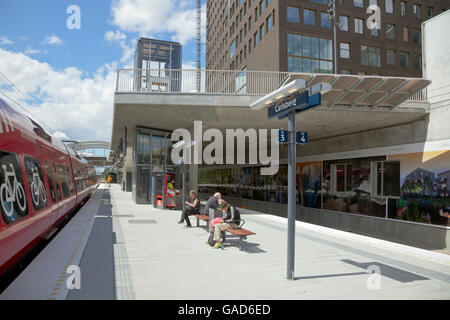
[296,132,308,144]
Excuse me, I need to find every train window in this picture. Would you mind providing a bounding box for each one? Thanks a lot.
[59,165,70,198]
[53,163,62,201]
[67,166,75,195]
[44,161,56,203]
[0,150,29,224]
[24,156,48,212]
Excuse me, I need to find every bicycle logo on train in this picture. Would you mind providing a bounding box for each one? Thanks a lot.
[0,163,27,220]
[0,152,29,223]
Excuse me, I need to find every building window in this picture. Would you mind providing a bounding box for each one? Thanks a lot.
[259,0,265,15]
[266,15,273,33]
[401,1,406,16]
[340,42,350,59]
[254,31,258,47]
[386,24,395,40]
[230,40,235,58]
[385,0,394,13]
[403,26,408,42]
[321,12,331,28]
[413,55,422,70]
[287,33,333,73]
[413,4,421,19]
[412,29,421,44]
[287,6,300,23]
[372,161,400,197]
[249,16,252,29]
[260,23,265,40]
[249,39,252,53]
[339,16,348,31]
[427,7,433,19]
[355,18,364,34]
[361,45,381,67]
[304,9,315,26]
[387,49,396,65]
[353,0,363,7]
[400,52,409,67]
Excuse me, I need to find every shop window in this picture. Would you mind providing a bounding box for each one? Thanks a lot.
[372,161,400,197]
[330,163,352,194]
[0,150,29,224]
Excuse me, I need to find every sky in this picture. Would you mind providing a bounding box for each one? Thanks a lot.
[0,0,206,142]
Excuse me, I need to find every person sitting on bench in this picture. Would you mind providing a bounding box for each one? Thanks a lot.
[178,190,200,227]
[210,200,239,249]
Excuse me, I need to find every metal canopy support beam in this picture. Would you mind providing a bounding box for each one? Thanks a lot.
[328,77,364,108]
[373,79,409,108]
[351,78,388,108]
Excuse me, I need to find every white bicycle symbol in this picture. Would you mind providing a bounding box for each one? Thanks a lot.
[0,163,27,218]
[30,167,47,207]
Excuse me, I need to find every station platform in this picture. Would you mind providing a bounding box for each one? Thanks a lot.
[1,183,449,300]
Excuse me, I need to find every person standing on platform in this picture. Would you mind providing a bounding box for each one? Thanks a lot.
[178,190,200,227]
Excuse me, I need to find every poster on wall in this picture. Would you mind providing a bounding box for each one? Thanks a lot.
[388,151,450,226]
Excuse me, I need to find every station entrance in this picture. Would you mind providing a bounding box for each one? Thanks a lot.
[134,127,189,209]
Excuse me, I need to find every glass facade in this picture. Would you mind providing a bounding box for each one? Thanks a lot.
[287,33,333,73]
[198,152,450,227]
[198,164,288,204]
[135,127,178,204]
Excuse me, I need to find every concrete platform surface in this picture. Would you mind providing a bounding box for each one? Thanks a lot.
[2,183,450,300]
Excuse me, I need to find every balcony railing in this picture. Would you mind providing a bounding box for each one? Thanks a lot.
[115,68,428,102]
[116,69,291,95]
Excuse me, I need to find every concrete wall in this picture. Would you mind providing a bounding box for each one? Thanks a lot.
[203,195,450,251]
[423,10,450,142]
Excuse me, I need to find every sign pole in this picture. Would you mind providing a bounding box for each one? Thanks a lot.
[287,109,296,280]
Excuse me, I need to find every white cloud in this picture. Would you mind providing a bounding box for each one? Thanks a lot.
[52,131,69,140]
[105,30,126,42]
[110,0,206,45]
[43,34,64,46]
[0,37,13,45]
[24,46,41,55]
[0,48,116,141]
[103,30,136,67]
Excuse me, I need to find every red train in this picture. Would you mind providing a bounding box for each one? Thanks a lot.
[0,97,98,276]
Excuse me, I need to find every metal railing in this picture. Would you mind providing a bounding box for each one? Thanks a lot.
[116,69,291,95]
[115,68,429,102]
[408,88,428,102]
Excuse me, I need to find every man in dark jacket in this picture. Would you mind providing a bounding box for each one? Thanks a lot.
[203,192,221,216]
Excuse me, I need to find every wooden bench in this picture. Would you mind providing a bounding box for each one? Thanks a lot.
[193,214,209,228]
[226,227,256,251]
[195,205,256,250]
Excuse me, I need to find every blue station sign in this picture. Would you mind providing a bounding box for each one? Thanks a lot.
[277,130,309,144]
[278,130,289,143]
[268,91,309,119]
[296,131,308,144]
